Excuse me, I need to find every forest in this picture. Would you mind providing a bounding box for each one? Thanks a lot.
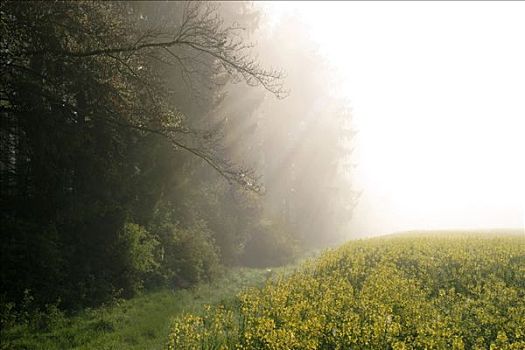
[1,1,354,316]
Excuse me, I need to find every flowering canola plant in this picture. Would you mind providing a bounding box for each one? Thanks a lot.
[167,233,525,349]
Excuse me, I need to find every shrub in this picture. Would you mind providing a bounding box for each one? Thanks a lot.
[241,219,299,268]
[157,220,222,288]
[112,222,159,297]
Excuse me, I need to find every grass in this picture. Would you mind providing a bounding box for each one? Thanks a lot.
[1,267,278,350]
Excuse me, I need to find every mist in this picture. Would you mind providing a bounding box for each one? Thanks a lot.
[258,1,525,238]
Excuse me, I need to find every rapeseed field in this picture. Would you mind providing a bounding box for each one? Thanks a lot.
[168,233,525,349]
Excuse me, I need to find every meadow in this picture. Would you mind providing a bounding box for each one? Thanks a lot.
[1,268,275,350]
[168,232,525,349]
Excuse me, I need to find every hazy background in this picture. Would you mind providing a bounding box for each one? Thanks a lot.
[260,1,525,237]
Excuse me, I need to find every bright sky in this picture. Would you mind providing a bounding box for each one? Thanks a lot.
[259,1,525,236]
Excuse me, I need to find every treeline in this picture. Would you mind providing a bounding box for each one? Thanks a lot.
[0,1,355,313]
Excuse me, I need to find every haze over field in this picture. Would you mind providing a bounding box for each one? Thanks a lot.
[259,2,525,237]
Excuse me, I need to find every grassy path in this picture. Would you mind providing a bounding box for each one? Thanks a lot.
[2,268,274,350]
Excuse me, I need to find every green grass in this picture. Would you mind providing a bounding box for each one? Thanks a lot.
[1,267,277,350]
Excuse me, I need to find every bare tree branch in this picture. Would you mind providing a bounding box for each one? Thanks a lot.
[23,1,287,98]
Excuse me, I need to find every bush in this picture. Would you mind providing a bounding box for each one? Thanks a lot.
[241,219,299,268]
[157,220,222,288]
[112,222,159,297]
[0,289,65,333]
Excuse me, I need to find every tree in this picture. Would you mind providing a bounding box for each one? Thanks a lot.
[0,1,283,308]
[2,1,284,191]
[239,14,359,247]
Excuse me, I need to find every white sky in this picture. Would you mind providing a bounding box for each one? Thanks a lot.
[258,1,525,236]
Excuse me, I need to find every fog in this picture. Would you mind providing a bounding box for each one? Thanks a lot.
[259,1,525,237]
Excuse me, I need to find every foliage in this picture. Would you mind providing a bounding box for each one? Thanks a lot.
[155,219,222,288]
[168,233,525,349]
[0,268,273,350]
[241,219,300,267]
[0,0,284,312]
[112,223,159,297]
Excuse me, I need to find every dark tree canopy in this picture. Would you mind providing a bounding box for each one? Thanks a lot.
[0,1,284,309]
[1,1,284,192]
